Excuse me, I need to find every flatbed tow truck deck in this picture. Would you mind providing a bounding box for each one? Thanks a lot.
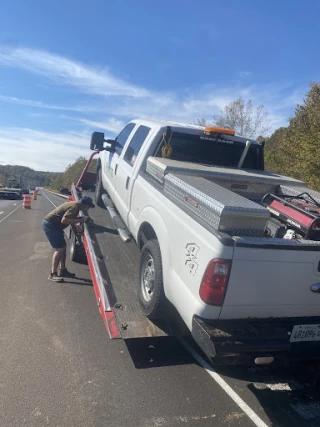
[71,179,186,340]
[87,194,171,339]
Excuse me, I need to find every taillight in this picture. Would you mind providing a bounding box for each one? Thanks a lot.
[199,259,231,306]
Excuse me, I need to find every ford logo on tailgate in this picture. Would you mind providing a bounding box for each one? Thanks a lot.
[311,284,320,293]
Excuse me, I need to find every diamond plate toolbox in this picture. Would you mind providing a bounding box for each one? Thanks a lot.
[164,173,270,237]
[146,157,305,201]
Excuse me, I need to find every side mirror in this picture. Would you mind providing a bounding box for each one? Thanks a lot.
[104,139,117,153]
[90,132,105,151]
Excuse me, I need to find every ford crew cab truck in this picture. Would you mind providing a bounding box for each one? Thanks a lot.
[78,119,320,365]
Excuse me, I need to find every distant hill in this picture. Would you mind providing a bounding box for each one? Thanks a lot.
[50,157,97,190]
[0,164,61,188]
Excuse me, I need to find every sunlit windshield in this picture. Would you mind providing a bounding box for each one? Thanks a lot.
[155,132,263,170]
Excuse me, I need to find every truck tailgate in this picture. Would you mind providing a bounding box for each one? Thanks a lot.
[219,241,320,319]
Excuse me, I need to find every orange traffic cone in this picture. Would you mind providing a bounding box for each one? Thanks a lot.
[23,194,32,209]
[33,190,37,200]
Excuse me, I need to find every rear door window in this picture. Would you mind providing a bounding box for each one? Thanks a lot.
[154,132,263,170]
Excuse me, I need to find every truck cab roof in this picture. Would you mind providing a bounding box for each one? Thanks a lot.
[128,118,262,146]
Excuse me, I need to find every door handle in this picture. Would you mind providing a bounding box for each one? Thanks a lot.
[114,164,118,175]
[125,176,130,190]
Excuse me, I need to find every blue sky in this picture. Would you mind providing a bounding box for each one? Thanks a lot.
[0,0,319,171]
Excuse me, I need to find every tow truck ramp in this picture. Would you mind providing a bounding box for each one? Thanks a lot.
[71,183,186,340]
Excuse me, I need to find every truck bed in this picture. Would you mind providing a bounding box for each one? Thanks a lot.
[85,192,184,339]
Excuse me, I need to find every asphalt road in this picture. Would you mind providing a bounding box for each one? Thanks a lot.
[0,198,21,222]
[1,190,320,427]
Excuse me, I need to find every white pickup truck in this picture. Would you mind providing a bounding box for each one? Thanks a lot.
[87,119,320,365]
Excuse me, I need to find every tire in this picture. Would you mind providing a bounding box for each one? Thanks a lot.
[70,231,87,264]
[95,167,104,207]
[138,239,166,319]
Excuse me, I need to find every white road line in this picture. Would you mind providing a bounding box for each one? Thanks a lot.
[0,204,22,224]
[179,338,269,427]
[0,211,3,215]
[42,190,57,208]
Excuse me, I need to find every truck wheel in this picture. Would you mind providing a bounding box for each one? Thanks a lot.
[70,231,87,264]
[138,239,166,319]
[95,168,103,207]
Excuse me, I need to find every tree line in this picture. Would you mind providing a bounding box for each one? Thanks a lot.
[0,164,61,188]
[264,83,320,189]
[49,157,97,191]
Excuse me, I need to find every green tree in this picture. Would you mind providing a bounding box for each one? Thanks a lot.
[0,165,61,188]
[264,127,288,173]
[264,83,320,189]
[50,157,97,190]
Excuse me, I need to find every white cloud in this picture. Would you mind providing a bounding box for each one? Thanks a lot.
[0,127,91,171]
[0,46,150,98]
[0,46,303,130]
[240,71,252,78]
[0,46,307,171]
[61,116,125,133]
[0,94,97,113]
[105,85,293,132]
[0,83,299,172]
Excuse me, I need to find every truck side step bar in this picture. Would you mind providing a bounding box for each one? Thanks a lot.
[101,194,131,243]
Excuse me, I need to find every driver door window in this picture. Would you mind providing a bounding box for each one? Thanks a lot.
[115,123,136,156]
[123,125,151,166]
[102,122,136,197]
[113,125,151,226]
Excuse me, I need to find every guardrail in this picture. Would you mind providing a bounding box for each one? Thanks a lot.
[45,189,69,199]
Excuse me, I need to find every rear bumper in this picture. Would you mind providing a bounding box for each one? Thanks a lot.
[192,315,320,364]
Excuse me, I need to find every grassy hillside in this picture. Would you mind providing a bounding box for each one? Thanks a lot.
[49,157,97,191]
[0,164,61,188]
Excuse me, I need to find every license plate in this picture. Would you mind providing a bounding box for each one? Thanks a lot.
[290,324,320,343]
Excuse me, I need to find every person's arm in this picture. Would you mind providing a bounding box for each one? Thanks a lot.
[61,216,87,225]
[61,204,88,225]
